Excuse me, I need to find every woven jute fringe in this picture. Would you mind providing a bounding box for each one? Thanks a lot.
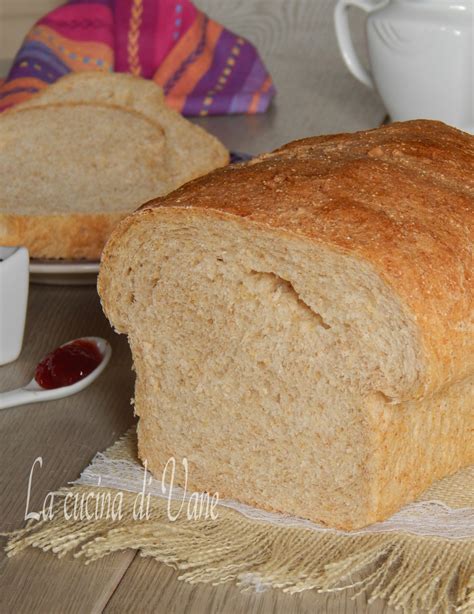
[4,431,474,613]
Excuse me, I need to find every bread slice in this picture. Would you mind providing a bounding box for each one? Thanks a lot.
[17,71,165,107]
[98,120,473,530]
[0,103,175,259]
[15,72,229,190]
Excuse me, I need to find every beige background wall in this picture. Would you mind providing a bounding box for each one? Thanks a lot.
[0,0,62,65]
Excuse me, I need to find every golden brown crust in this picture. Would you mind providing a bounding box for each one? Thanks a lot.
[105,120,473,399]
[0,212,126,260]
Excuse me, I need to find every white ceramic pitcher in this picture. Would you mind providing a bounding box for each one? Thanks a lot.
[334,0,473,133]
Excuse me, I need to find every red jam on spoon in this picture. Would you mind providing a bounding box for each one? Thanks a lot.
[35,339,103,390]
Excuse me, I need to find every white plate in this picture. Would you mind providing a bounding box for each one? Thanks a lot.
[30,259,100,286]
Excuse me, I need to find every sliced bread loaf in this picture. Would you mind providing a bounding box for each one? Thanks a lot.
[16,72,229,189]
[98,120,473,530]
[0,73,228,260]
[0,103,173,259]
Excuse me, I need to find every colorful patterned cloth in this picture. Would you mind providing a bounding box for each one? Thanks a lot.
[0,0,275,115]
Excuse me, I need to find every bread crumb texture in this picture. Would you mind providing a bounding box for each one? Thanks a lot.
[0,73,228,259]
[99,120,473,529]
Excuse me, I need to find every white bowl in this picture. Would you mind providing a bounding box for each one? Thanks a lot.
[0,246,29,365]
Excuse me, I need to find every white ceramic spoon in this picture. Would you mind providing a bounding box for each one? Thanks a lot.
[0,337,111,410]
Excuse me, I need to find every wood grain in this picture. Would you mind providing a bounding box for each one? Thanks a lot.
[0,285,136,612]
[0,1,62,62]
[0,545,136,614]
[104,557,396,614]
[0,285,135,531]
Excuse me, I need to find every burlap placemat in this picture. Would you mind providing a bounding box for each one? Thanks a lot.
[5,428,473,613]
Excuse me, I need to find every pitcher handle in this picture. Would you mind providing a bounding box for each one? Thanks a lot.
[334,0,382,89]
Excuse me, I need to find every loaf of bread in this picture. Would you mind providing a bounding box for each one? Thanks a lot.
[98,120,473,530]
[15,72,228,191]
[0,73,228,260]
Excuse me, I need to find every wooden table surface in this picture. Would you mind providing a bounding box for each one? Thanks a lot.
[0,1,394,612]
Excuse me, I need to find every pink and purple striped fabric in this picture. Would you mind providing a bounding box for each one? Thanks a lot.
[0,0,275,115]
